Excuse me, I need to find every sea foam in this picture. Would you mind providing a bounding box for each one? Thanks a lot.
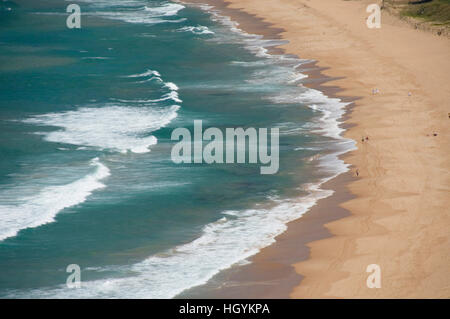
[23,104,180,154]
[7,182,332,299]
[0,158,110,241]
[178,25,214,35]
[71,0,186,25]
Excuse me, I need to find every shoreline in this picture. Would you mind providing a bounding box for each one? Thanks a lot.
[182,0,450,298]
[178,0,357,298]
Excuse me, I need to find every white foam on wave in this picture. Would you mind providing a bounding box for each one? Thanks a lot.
[0,158,110,242]
[126,69,162,78]
[23,104,180,154]
[152,91,182,104]
[10,181,332,299]
[124,69,182,103]
[190,3,312,94]
[193,3,354,144]
[91,12,186,25]
[143,3,185,16]
[198,5,295,61]
[178,25,214,35]
[73,0,186,25]
[245,67,307,86]
[164,82,179,91]
[270,89,351,141]
[71,0,143,9]
[197,2,354,148]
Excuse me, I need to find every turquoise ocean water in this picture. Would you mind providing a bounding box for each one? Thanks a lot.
[0,0,353,298]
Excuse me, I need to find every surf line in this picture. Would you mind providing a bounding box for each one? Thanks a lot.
[171,120,279,175]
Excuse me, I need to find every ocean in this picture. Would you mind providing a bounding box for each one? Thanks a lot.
[0,0,353,298]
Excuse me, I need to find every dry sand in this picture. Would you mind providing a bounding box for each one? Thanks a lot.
[185,0,450,298]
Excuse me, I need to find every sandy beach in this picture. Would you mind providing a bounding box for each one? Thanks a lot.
[185,0,450,298]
